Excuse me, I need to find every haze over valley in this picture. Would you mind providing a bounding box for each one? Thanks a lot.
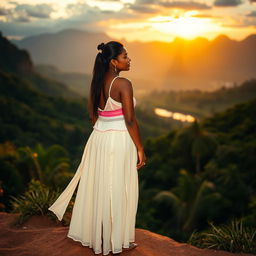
[13,29,256,93]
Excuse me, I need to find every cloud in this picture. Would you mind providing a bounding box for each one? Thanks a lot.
[0,0,140,39]
[159,1,211,10]
[214,0,242,7]
[247,10,256,16]
[14,4,54,19]
[0,0,255,42]
[135,0,156,3]
[0,3,54,23]
[14,15,31,22]
[223,21,256,27]
[191,13,220,18]
[0,7,10,16]
[217,8,256,28]
[128,3,159,13]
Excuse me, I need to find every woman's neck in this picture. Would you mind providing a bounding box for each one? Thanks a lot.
[106,69,120,77]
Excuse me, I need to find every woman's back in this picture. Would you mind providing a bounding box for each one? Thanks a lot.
[93,76,136,132]
[98,76,136,111]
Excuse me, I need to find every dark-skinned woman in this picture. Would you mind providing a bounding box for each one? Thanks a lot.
[49,41,146,255]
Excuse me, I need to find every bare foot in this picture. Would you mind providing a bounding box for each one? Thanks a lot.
[123,242,138,251]
[111,243,138,255]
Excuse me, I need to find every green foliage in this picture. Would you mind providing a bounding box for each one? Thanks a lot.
[154,170,221,236]
[136,97,256,243]
[172,120,217,173]
[188,219,256,254]
[0,142,26,211]
[17,143,73,189]
[0,70,90,167]
[10,179,60,224]
[0,142,75,212]
[244,196,256,225]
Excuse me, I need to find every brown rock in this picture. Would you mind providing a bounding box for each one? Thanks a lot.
[0,213,254,256]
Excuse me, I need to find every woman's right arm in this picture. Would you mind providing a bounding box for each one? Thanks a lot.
[119,78,146,169]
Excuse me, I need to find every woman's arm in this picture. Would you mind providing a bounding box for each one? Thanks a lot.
[119,78,146,169]
[90,115,98,126]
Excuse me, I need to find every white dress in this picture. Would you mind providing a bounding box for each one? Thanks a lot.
[48,76,139,255]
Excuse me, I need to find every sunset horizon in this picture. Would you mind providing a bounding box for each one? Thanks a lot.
[0,0,255,43]
[2,27,256,44]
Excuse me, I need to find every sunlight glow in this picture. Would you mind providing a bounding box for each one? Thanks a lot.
[154,108,195,123]
[149,12,218,39]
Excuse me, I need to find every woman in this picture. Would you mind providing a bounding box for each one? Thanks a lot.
[48,41,146,255]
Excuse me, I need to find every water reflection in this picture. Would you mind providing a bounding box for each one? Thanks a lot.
[154,107,195,122]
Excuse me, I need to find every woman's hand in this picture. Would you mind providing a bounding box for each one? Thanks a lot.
[137,148,146,170]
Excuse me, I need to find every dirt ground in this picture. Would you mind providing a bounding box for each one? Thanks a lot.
[0,213,254,256]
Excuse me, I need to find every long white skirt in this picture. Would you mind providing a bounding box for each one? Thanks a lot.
[48,128,139,255]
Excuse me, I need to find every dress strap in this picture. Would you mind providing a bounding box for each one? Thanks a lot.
[108,76,119,97]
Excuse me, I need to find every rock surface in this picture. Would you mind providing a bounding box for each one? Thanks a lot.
[0,213,254,256]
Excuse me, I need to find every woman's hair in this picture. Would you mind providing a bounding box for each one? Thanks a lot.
[89,41,124,119]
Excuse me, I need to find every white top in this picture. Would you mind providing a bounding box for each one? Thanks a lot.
[94,76,136,132]
[98,76,136,111]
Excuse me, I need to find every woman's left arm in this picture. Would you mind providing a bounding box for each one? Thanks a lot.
[91,115,98,126]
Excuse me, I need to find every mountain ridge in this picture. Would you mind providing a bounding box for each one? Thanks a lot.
[0,32,79,98]
[12,29,256,91]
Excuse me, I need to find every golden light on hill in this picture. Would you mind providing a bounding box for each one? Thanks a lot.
[154,108,195,122]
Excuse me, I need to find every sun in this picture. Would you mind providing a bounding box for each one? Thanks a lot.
[171,16,207,38]
[149,14,216,39]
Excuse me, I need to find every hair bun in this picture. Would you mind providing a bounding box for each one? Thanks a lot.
[97,43,105,51]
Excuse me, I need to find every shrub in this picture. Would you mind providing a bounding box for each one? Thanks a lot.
[188,219,256,254]
[10,179,60,224]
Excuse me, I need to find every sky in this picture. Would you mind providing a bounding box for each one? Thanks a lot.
[0,0,256,42]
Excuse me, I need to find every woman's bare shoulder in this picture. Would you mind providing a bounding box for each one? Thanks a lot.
[116,77,133,92]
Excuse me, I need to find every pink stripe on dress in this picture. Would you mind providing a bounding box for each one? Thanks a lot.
[98,108,123,117]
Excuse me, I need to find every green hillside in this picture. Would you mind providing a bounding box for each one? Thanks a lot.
[35,64,91,98]
[0,70,91,165]
[137,97,256,241]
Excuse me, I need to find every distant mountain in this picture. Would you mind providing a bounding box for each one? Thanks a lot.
[16,29,111,74]
[0,32,78,98]
[13,29,256,91]
[0,31,33,74]
[162,34,256,91]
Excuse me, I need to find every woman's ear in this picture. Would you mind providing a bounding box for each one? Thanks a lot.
[110,59,118,67]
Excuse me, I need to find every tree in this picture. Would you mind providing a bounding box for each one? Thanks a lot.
[154,169,221,232]
[172,119,217,173]
[17,143,72,188]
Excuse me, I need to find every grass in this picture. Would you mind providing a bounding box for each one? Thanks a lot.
[188,219,256,254]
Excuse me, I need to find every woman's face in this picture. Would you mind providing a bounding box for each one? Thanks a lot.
[115,47,131,71]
